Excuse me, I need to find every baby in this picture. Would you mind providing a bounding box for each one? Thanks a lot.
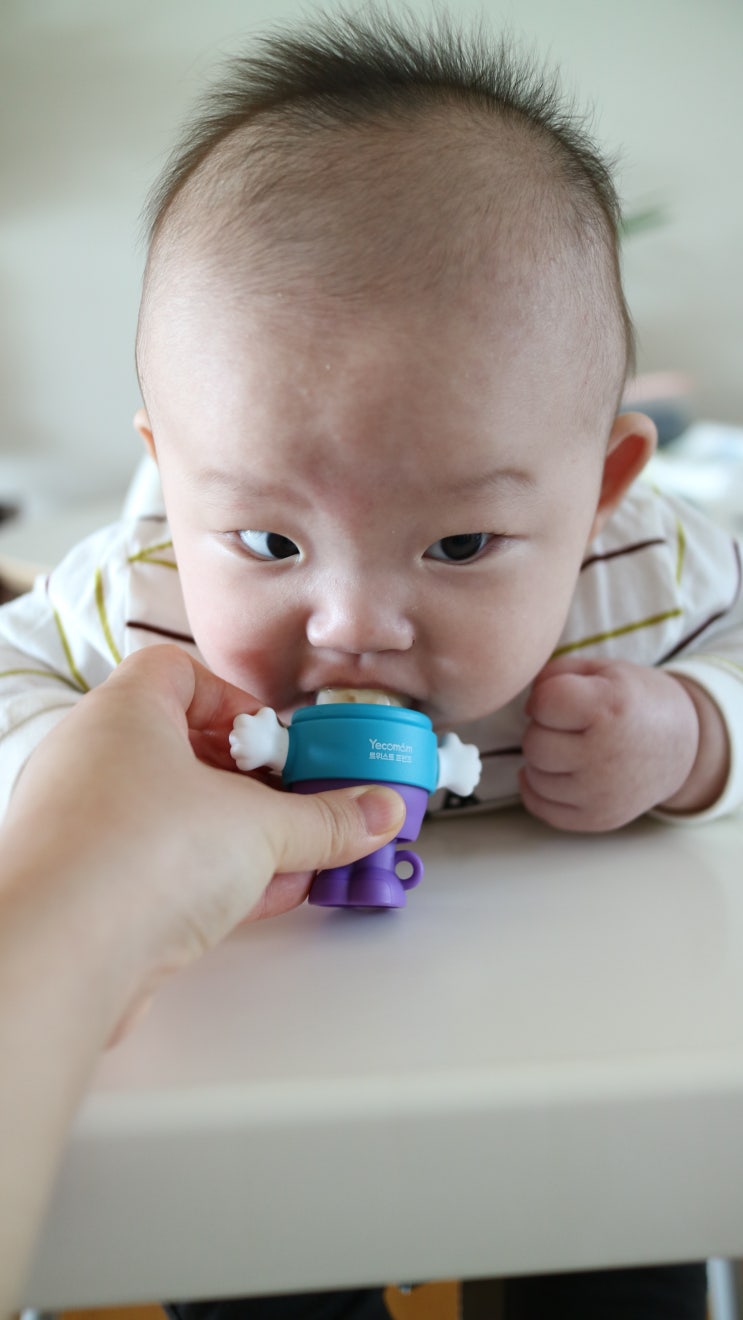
[0,12,741,839]
[0,10,733,1316]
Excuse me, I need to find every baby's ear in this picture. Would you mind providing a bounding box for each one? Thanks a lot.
[588,411,657,542]
[133,407,157,463]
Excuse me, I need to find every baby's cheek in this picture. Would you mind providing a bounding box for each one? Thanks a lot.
[189,612,253,684]
[208,642,270,695]
[460,621,563,715]
[201,618,295,705]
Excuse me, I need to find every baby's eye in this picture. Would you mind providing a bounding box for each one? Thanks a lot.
[237,530,300,560]
[425,533,492,563]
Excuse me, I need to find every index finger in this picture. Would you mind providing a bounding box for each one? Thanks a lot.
[112,646,263,741]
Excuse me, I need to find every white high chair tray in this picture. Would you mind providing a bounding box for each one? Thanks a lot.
[25,807,743,1307]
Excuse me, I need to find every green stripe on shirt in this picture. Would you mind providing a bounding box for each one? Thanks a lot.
[552,608,683,658]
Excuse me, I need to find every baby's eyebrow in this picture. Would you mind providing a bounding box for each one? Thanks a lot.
[440,466,536,496]
[192,468,309,504]
[193,463,535,501]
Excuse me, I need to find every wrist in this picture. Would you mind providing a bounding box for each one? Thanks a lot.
[1,820,157,1038]
[658,676,730,815]
[0,833,143,1311]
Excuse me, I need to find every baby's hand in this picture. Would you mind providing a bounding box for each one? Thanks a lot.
[520,658,702,832]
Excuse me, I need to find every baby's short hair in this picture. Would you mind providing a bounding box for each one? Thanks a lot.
[140,8,635,397]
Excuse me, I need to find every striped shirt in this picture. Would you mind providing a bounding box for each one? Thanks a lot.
[0,480,742,822]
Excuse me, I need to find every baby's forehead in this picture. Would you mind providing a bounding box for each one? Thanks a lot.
[142,275,614,472]
[149,110,607,323]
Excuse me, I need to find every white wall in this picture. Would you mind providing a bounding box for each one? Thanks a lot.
[2,0,742,508]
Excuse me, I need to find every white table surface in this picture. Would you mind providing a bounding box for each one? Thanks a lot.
[24,807,743,1309]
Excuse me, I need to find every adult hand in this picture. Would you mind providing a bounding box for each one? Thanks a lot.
[4,644,406,1033]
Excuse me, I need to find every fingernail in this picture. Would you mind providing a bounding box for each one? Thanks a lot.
[353,786,406,836]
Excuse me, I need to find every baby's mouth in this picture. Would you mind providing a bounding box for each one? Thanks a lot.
[277,689,410,724]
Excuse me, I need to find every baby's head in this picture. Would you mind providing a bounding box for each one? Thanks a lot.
[134,10,656,728]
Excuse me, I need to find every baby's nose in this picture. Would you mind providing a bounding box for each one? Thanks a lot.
[306,579,414,654]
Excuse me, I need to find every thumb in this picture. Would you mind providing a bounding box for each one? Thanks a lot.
[268,784,407,876]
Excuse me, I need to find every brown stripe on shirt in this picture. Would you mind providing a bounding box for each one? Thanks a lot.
[581,538,667,572]
[126,619,196,645]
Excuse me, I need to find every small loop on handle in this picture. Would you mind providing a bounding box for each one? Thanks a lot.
[395,848,424,890]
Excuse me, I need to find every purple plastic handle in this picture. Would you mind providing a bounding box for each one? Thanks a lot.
[295,779,429,910]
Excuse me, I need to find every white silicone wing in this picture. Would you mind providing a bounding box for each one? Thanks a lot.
[229,708,290,774]
[436,732,482,796]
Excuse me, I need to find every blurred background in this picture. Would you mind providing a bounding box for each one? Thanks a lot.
[1,0,742,519]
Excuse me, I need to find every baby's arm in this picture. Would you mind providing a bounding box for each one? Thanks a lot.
[0,592,86,818]
[520,657,729,832]
[0,523,133,819]
[520,487,743,832]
